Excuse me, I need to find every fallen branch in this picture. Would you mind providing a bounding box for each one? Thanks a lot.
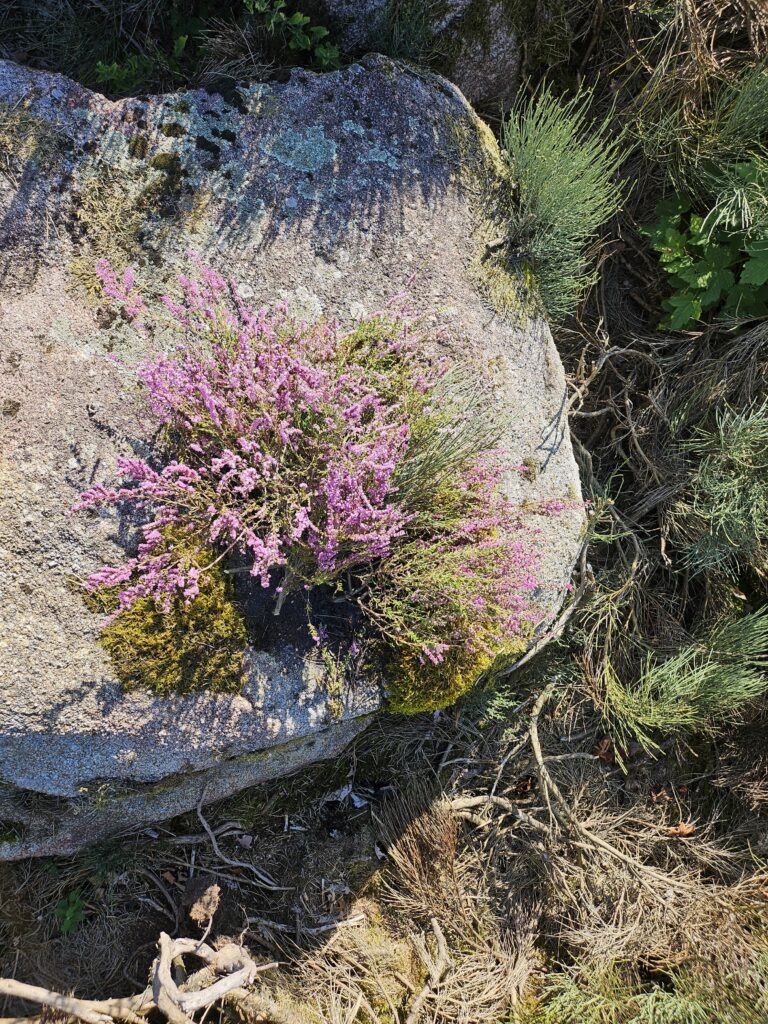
[448,794,549,833]
[196,792,289,891]
[0,934,277,1024]
[0,980,150,1024]
[404,918,451,1024]
[247,912,366,936]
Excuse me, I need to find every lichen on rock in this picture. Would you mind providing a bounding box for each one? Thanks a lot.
[0,54,583,857]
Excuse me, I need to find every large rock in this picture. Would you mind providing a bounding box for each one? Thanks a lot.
[0,56,583,858]
[317,0,521,108]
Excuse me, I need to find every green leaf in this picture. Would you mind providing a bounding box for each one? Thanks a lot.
[173,34,188,59]
[663,292,702,330]
[314,42,340,69]
[741,249,768,287]
[55,891,86,935]
[720,282,768,319]
[94,60,120,83]
[654,193,691,224]
[698,268,736,308]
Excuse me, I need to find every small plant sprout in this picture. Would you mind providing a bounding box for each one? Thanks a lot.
[74,257,560,709]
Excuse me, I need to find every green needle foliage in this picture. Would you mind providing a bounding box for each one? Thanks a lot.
[519,955,768,1024]
[502,86,624,320]
[603,608,768,754]
[680,402,768,575]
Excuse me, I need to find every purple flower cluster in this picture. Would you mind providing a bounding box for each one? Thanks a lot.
[363,453,548,668]
[75,258,432,612]
[75,258,566,690]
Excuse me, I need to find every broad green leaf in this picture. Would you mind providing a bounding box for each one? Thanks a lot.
[663,292,702,330]
[698,268,735,308]
[741,250,768,287]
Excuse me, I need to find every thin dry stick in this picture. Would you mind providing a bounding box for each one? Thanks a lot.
[247,913,366,936]
[404,918,450,1024]
[448,794,549,833]
[196,792,289,891]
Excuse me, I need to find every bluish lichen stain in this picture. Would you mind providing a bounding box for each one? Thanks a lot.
[260,125,337,173]
[342,119,366,137]
[365,145,400,170]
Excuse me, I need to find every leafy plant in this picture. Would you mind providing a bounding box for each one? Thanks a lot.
[643,191,768,329]
[54,890,86,936]
[243,0,340,69]
[502,85,623,320]
[95,33,190,94]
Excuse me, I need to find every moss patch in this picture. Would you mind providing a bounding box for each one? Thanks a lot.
[385,640,526,714]
[447,111,539,321]
[86,563,248,696]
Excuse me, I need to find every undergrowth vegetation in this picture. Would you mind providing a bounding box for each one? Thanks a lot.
[502,87,624,320]
[0,0,340,97]
[4,2,768,1023]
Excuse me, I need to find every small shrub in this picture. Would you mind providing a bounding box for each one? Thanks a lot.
[74,259,548,708]
[603,607,768,753]
[643,192,768,329]
[518,957,768,1024]
[54,890,87,936]
[243,0,340,69]
[679,402,768,574]
[502,86,623,320]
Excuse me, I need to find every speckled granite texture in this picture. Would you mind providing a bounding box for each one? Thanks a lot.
[0,55,583,856]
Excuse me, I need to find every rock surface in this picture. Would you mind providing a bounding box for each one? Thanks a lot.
[0,55,583,858]
[317,0,521,108]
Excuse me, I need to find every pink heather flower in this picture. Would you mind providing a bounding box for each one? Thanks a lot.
[74,258,560,667]
[95,259,146,319]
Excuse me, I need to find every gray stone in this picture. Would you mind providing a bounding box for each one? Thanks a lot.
[316,0,521,108]
[0,55,583,859]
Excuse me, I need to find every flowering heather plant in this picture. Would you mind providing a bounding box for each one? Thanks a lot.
[75,256,552,708]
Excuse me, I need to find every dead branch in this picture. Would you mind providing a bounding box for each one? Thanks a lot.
[0,980,150,1024]
[404,918,451,1024]
[447,795,549,833]
[196,793,289,891]
[0,934,277,1024]
[246,913,366,937]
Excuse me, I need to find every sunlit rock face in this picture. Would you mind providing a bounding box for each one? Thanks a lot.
[0,55,582,858]
[315,0,522,108]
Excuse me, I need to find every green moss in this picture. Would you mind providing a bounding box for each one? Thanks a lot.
[385,641,525,714]
[149,150,185,177]
[86,562,248,696]
[127,132,149,159]
[446,112,537,321]
[160,122,186,138]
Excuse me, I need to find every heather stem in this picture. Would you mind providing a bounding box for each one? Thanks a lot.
[273,570,294,616]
